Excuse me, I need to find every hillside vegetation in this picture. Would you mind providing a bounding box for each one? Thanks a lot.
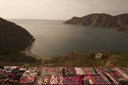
[43,51,128,67]
[0,18,33,51]
[1,49,128,67]
[0,49,42,66]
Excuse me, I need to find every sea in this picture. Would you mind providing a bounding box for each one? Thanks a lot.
[8,19,128,58]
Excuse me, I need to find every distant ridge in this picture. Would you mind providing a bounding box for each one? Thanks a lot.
[64,13,128,32]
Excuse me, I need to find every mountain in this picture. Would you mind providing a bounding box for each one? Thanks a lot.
[64,13,128,32]
[0,17,34,52]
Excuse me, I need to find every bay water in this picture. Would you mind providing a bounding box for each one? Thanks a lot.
[9,19,128,58]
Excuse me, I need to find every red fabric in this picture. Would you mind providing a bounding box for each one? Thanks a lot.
[15,67,20,70]
[7,73,15,78]
[19,70,25,73]
[77,74,82,84]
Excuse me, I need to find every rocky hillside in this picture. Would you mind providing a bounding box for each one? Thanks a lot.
[64,13,128,32]
[0,17,33,52]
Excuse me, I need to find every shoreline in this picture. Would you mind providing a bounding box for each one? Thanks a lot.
[24,38,48,59]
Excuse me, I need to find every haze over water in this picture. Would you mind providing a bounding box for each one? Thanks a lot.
[10,19,128,58]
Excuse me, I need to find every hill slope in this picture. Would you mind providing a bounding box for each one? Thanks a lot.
[0,18,33,52]
[64,13,128,32]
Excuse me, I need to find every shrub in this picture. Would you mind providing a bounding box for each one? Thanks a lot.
[86,51,96,60]
[101,53,110,60]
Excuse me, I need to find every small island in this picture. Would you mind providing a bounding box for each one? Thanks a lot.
[64,13,128,32]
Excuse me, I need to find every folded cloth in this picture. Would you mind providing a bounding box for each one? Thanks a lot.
[13,73,23,80]
[13,76,21,80]
[15,67,21,70]
[2,69,7,72]
[25,70,30,73]
[28,76,35,79]
[7,69,13,71]
[77,74,82,84]
[16,72,23,76]
[20,77,28,82]
[19,70,25,73]
[11,66,17,69]
[23,71,30,76]
[6,71,12,73]
[15,73,23,76]
[31,70,36,73]
[4,78,10,82]
[9,79,19,84]
[0,79,4,83]
[27,67,32,71]
[4,66,11,69]
[21,75,29,78]
[19,81,28,84]
[12,69,19,73]
[0,74,8,79]
[19,68,26,71]
[30,73,37,77]
[27,77,35,83]
[32,67,37,70]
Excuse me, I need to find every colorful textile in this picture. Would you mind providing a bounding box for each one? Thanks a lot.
[1,66,128,85]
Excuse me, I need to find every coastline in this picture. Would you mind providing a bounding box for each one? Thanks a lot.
[24,38,45,59]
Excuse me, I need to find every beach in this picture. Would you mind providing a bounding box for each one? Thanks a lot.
[24,38,45,59]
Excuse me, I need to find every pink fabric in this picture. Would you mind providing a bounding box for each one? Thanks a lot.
[106,72,119,84]
[112,68,123,78]
[32,67,37,70]
[63,77,67,84]
[58,75,63,85]
[68,76,73,84]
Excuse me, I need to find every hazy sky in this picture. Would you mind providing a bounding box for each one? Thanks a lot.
[0,0,128,20]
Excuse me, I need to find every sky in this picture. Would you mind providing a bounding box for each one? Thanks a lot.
[0,0,128,20]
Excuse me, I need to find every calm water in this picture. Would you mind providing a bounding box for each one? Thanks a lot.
[9,19,128,58]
